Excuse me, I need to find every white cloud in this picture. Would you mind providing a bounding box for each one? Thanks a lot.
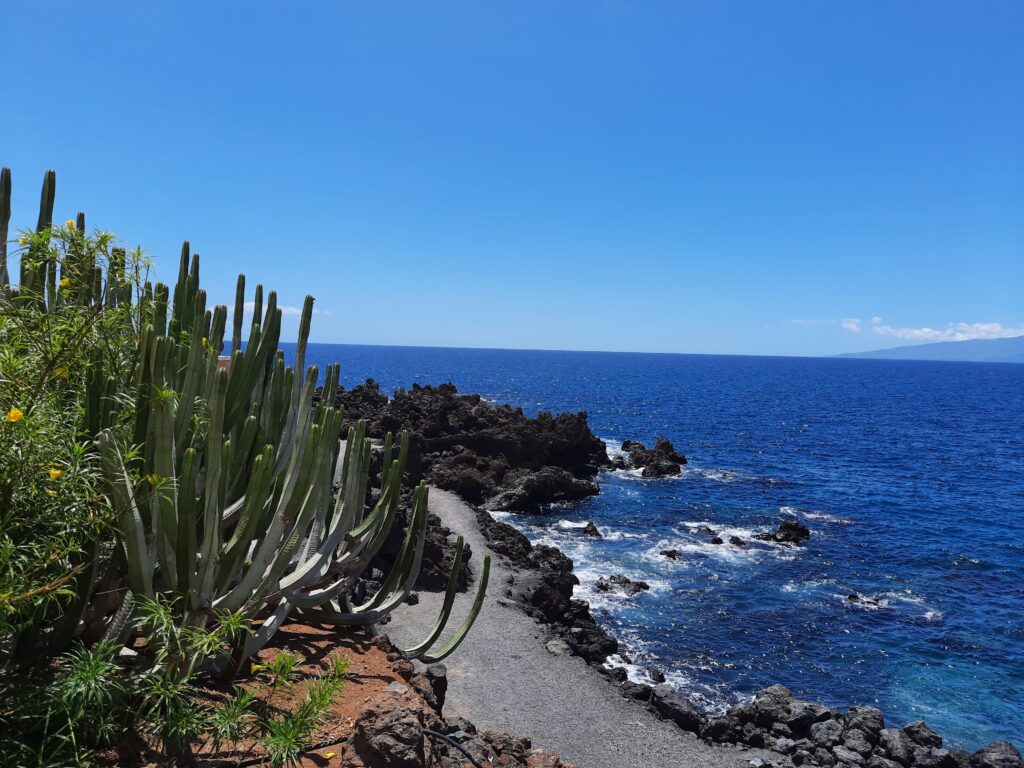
[841,318,862,333]
[869,321,1024,342]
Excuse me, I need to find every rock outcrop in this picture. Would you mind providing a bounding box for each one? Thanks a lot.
[620,437,687,477]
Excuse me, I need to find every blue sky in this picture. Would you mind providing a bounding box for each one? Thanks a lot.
[2,2,1022,356]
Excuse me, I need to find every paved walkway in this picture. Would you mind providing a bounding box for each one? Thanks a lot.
[389,488,782,768]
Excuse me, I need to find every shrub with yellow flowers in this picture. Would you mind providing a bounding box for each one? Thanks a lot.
[0,215,148,640]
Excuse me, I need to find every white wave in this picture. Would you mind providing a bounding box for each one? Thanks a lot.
[556,519,590,530]
[781,505,852,525]
[601,437,626,459]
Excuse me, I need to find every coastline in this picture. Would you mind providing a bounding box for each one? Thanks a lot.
[326,379,1021,768]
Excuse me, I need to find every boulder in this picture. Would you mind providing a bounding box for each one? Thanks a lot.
[595,574,650,596]
[621,438,687,477]
[834,745,866,765]
[847,707,885,742]
[582,521,602,538]
[845,729,874,757]
[425,664,448,712]
[904,721,942,749]
[878,728,915,766]
[352,700,426,768]
[704,715,744,743]
[650,684,708,733]
[811,719,846,748]
[973,742,1023,768]
[755,519,812,545]
[753,684,795,728]
[660,548,683,560]
[621,681,654,702]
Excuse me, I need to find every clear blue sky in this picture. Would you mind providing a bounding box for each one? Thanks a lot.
[3,2,1022,356]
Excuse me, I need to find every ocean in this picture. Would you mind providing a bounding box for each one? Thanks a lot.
[297,343,1024,749]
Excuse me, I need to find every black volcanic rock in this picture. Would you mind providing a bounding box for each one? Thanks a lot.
[973,742,1023,768]
[620,437,687,477]
[755,519,812,546]
[324,380,611,513]
[487,467,599,511]
[595,574,650,596]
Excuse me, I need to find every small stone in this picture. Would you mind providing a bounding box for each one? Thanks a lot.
[385,681,409,695]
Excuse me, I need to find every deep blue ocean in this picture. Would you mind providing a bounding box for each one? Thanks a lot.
[297,344,1024,749]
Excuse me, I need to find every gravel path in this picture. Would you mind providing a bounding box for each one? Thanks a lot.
[389,488,783,768]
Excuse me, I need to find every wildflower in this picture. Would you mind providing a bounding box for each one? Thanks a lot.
[251,663,265,672]
[7,407,23,422]
[65,219,76,230]
[60,277,70,288]
[49,468,63,481]
[323,753,338,759]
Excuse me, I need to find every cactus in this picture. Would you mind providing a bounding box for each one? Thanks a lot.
[1,166,10,295]
[98,253,488,668]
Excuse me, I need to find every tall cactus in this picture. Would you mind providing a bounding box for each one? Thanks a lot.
[0,166,10,296]
[98,253,488,668]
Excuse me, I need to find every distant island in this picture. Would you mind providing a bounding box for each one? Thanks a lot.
[839,335,1024,363]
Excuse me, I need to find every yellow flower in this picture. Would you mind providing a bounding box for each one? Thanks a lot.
[46,489,57,497]
[65,219,76,230]
[49,468,63,481]
[323,753,338,759]
[7,407,23,422]
[60,277,71,288]
[250,663,265,672]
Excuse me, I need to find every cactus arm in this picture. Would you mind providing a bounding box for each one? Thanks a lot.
[414,555,491,664]
[400,537,467,657]
[232,274,245,353]
[176,449,199,599]
[0,166,10,294]
[97,431,153,598]
[290,296,313,413]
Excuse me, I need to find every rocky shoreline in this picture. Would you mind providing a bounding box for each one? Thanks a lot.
[325,379,1021,768]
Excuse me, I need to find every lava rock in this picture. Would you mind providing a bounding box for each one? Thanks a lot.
[973,742,1023,768]
[811,719,845,749]
[753,684,795,728]
[595,574,650,596]
[904,721,942,749]
[582,521,602,537]
[651,684,708,733]
[660,549,683,560]
[487,467,600,511]
[847,707,885,743]
[834,745,866,765]
[425,664,448,712]
[878,728,915,766]
[620,437,687,477]
[844,729,874,757]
